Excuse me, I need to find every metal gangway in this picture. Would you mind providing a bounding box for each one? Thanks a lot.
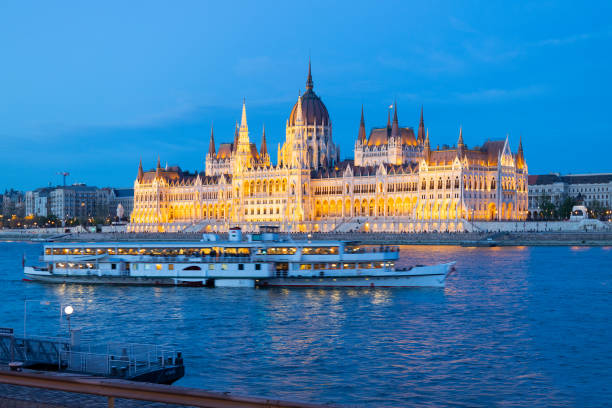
[0,327,183,381]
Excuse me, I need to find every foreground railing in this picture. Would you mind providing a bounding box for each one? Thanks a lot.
[0,370,330,408]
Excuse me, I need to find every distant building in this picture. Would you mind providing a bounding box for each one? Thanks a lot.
[25,188,53,217]
[109,188,134,220]
[2,189,25,217]
[528,173,612,218]
[48,185,100,220]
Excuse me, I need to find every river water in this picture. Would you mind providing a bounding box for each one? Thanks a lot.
[1,242,610,407]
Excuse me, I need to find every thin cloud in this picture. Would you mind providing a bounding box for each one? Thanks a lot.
[454,85,546,103]
[531,29,611,47]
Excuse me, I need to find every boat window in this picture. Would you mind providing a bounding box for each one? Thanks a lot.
[329,263,340,270]
[358,263,373,269]
[184,265,202,271]
[343,263,355,269]
[111,264,117,270]
[45,248,51,255]
[267,247,297,255]
[299,264,312,270]
[168,264,174,270]
[155,264,162,270]
[302,247,338,255]
[373,262,384,269]
[107,248,116,255]
[221,264,228,270]
[238,264,244,270]
[255,264,261,270]
[84,248,95,255]
[313,263,327,270]
[96,248,105,255]
[208,264,215,270]
[132,263,138,270]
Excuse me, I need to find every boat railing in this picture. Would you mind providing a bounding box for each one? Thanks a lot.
[131,254,253,263]
[344,246,400,254]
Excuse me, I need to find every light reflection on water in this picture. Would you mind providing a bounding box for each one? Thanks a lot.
[1,242,611,407]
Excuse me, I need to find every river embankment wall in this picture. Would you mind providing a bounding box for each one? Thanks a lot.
[1,229,611,246]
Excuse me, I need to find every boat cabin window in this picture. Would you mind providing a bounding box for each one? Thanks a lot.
[313,263,327,270]
[184,265,202,271]
[168,264,174,270]
[299,264,312,270]
[359,263,373,269]
[111,264,117,270]
[329,263,340,270]
[259,247,297,255]
[238,264,244,270]
[302,246,338,255]
[155,264,162,270]
[255,264,261,270]
[45,248,51,255]
[342,263,355,269]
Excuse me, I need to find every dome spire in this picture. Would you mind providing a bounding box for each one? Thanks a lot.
[306,57,313,91]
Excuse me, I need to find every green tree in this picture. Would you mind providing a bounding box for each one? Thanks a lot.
[557,196,577,220]
[589,200,609,220]
[538,195,556,220]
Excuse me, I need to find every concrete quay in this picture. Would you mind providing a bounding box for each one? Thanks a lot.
[1,229,611,246]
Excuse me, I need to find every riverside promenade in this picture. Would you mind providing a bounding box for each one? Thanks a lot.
[1,230,611,246]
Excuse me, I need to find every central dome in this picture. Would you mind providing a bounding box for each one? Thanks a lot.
[288,63,330,126]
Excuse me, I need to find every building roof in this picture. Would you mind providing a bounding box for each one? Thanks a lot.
[112,188,134,197]
[529,173,612,185]
[366,127,417,147]
[288,62,330,127]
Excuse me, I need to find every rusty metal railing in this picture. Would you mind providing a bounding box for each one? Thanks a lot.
[0,370,332,408]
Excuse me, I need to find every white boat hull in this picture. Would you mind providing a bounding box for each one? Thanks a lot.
[24,262,455,288]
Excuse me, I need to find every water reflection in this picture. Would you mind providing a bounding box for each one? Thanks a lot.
[0,242,609,406]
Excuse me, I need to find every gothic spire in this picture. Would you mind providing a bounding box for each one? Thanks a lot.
[137,158,143,182]
[516,135,525,169]
[457,126,465,156]
[418,105,425,144]
[260,124,268,157]
[391,102,400,140]
[233,121,239,151]
[240,98,248,131]
[306,57,313,91]
[295,95,304,125]
[387,108,391,129]
[208,124,216,156]
[424,129,431,162]
[155,156,161,178]
[358,105,367,143]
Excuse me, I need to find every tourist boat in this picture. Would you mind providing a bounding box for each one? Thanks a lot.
[23,227,455,288]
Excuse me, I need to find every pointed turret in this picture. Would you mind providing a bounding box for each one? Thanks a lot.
[137,158,144,182]
[387,108,391,128]
[306,57,313,91]
[295,95,305,125]
[358,105,367,143]
[260,124,268,157]
[457,126,465,156]
[208,125,216,156]
[233,121,239,151]
[516,135,526,169]
[424,129,431,162]
[155,156,161,178]
[240,98,248,132]
[417,106,425,144]
[391,102,400,140]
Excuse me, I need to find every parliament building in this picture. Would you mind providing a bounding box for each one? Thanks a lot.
[129,63,528,233]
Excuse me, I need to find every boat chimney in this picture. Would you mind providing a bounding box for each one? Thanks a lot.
[228,227,243,242]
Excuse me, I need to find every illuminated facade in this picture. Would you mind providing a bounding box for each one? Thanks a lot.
[130,63,528,233]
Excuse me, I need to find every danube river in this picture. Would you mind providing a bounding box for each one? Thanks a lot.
[1,242,610,407]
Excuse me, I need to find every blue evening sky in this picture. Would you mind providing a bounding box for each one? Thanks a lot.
[1,1,610,190]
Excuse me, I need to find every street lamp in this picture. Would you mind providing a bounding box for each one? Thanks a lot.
[64,305,74,333]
